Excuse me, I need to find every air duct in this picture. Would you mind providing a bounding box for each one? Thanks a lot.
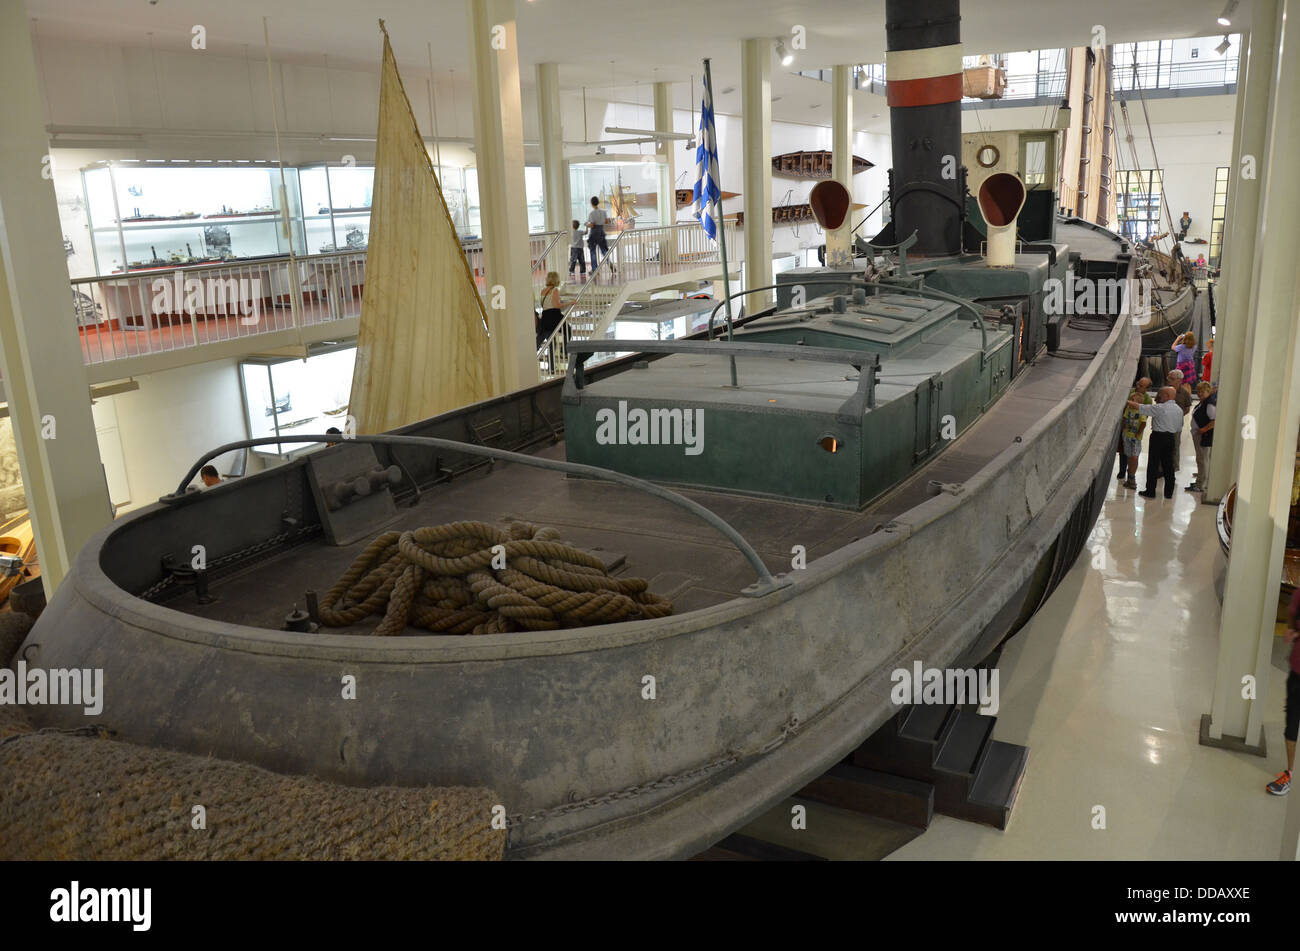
[809,180,852,231]
[977,172,1026,267]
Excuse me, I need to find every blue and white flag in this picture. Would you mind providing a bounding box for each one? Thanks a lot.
[692,70,721,241]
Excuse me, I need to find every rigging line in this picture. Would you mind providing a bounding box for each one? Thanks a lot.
[427,43,442,173]
[1129,51,1178,243]
[263,17,304,351]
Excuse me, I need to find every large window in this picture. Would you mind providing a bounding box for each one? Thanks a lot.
[1116,169,1164,243]
[1209,166,1229,267]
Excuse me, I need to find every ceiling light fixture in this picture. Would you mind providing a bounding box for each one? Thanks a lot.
[775,38,793,67]
[1217,0,1238,26]
[604,126,694,140]
[1215,34,1232,56]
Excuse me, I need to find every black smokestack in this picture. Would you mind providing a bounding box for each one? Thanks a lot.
[884,0,963,256]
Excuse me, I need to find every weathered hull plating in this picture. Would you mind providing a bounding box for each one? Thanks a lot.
[21,308,1136,858]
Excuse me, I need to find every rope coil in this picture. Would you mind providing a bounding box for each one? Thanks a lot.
[318,521,672,636]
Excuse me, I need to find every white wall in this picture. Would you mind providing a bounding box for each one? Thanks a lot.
[588,101,890,263]
[92,358,262,514]
[964,94,1236,245]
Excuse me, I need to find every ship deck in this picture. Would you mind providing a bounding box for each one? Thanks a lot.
[163,311,1115,633]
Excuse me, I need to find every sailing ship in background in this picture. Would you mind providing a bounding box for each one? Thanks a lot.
[1054,42,1198,378]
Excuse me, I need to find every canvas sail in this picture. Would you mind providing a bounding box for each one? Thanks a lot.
[348,29,493,434]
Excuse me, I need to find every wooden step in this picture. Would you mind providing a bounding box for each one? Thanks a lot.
[797,763,934,829]
[693,833,828,862]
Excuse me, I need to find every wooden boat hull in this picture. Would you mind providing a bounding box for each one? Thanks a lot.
[1216,483,1300,609]
[772,150,872,179]
[0,516,35,604]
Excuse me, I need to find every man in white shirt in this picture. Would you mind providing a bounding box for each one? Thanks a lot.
[1127,386,1183,499]
[585,196,612,274]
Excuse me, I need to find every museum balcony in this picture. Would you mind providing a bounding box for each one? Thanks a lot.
[68,221,742,384]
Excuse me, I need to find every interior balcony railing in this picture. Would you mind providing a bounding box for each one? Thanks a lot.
[848,44,1238,105]
[536,220,741,380]
[70,230,563,371]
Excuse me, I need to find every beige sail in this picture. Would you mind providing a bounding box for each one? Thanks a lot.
[348,29,493,434]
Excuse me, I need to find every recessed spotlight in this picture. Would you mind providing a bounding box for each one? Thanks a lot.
[775,38,794,67]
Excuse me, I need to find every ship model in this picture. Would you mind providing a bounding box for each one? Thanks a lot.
[772,150,873,179]
[205,204,278,219]
[16,1,1139,859]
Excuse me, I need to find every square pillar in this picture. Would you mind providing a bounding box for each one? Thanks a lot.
[741,38,772,314]
[468,0,537,391]
[0,1,113,593]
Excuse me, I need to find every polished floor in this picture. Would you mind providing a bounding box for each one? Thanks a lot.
[888,422,1296,860]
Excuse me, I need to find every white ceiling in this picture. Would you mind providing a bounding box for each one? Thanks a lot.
[25,0,1244,124]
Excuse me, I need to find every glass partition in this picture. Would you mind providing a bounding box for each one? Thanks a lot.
[240,347,357,458]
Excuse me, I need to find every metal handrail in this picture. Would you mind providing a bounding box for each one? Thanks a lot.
[531,230,567,275]
[71,246,368,283]
[703,278,991,366]
[566,339,880,417]
[535,221,738,363]
[163,433,793,598]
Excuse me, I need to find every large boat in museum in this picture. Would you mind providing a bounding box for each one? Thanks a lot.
[17,0,1141,859]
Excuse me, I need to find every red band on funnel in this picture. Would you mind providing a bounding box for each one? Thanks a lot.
[886,74,963,108]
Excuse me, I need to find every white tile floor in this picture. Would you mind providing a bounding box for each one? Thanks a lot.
[888,422,1295,860]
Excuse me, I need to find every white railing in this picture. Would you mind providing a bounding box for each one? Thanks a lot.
[72,249,366,367]
[536,221,740,379]
[72,230,563,369]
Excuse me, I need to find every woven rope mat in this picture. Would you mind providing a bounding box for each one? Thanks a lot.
[0,704,504,860]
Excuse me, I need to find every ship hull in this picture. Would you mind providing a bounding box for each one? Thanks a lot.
[21,304,1136,858]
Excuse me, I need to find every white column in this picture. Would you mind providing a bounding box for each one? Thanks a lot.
[467,0,536,392]
[1206,3,1277,502]
[741,38,773,314]
[536,62,568,275]
[654,81,678,266]
[0,2,113,593]
[826,65,854,267]
[1206,0,1300,755]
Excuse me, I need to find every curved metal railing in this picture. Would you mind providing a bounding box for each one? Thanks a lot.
[164,433,793,598]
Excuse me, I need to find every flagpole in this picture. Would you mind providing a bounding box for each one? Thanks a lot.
[702,59,739,387]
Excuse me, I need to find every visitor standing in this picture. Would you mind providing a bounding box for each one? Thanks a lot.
[1128,386,1182,499]
[1172,331,1199,386]
[568,219,586,280]
[1186,381,1216,493]
[1119,377,1153,490]
[536,271,564,350]
[1202,336,1214,382]
[1167,369,1192,473]
[586,197,611,274]
[1267,587,1300,796]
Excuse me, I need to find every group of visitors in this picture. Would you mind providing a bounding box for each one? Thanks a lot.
[565,196,615,281]
[1118,332,1216,498]
[538,196,617,353]
[1114,331,1295,799]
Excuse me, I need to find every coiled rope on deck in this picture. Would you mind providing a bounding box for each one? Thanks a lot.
[318,521,672,636]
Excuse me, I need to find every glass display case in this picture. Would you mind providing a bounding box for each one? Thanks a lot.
[239,346,357,457]
[83,161,304,275]
[81,160,550,276]
[567,156,671,231]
